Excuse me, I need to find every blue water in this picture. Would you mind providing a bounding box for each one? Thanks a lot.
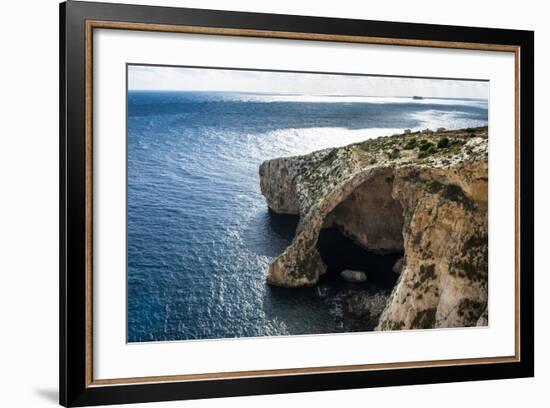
[127,91,488,342]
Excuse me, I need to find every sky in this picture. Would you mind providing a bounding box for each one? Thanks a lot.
[128,65,489,99]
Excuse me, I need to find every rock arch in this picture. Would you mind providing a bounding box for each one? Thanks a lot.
[260,132,489,329]
[265,167,403,287]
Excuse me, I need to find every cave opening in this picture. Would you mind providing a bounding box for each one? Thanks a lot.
[316,227,403,289]
[316,172,406,290]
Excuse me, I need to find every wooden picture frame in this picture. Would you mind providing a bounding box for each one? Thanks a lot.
[60,1,534,406]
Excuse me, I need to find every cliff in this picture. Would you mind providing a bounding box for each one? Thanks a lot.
[259,127,488,330]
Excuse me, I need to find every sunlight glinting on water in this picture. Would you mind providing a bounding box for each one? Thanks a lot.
[126,91,489,342]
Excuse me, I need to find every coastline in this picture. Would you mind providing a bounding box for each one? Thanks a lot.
[260,127,489,330]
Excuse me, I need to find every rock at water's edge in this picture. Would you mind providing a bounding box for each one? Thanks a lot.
[392,257,404,274]
[340,270,368,283]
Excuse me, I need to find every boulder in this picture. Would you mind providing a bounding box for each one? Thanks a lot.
[340,269,368,283]
[392,257,404,274]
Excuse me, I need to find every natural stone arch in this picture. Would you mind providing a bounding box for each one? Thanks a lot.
[260,129,489,330]
[266,167,404,287]
[323,169,405,254]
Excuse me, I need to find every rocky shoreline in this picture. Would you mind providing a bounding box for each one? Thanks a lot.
[259,127,489,330]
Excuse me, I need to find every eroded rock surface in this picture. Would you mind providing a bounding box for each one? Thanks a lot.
[260,127,489,330]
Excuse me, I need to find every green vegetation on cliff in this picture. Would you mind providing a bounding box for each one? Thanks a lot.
[353,126,487,168]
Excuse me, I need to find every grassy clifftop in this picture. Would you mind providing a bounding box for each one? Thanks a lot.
[351,126,488,168]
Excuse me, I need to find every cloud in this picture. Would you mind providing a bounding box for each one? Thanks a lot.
[128,65,488,99]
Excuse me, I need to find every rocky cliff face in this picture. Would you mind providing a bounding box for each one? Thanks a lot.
[259,128,488,330]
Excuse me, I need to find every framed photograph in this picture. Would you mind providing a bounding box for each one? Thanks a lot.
[60,1,534,406]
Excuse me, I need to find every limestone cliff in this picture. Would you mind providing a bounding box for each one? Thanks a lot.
[259,127,488,329]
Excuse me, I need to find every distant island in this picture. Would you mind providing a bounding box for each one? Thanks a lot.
[259,127,488,330]
[412,95,424,100]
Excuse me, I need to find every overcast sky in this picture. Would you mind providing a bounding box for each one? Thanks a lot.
[128,65,489,99]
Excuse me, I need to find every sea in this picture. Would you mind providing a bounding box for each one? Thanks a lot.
[127,91,488,342]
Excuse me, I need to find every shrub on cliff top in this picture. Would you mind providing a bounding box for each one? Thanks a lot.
[387,148,400,159]
[403,139,418,150]
[418,140,434,152]
[418,145,437,159]
[437,137,450,148]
